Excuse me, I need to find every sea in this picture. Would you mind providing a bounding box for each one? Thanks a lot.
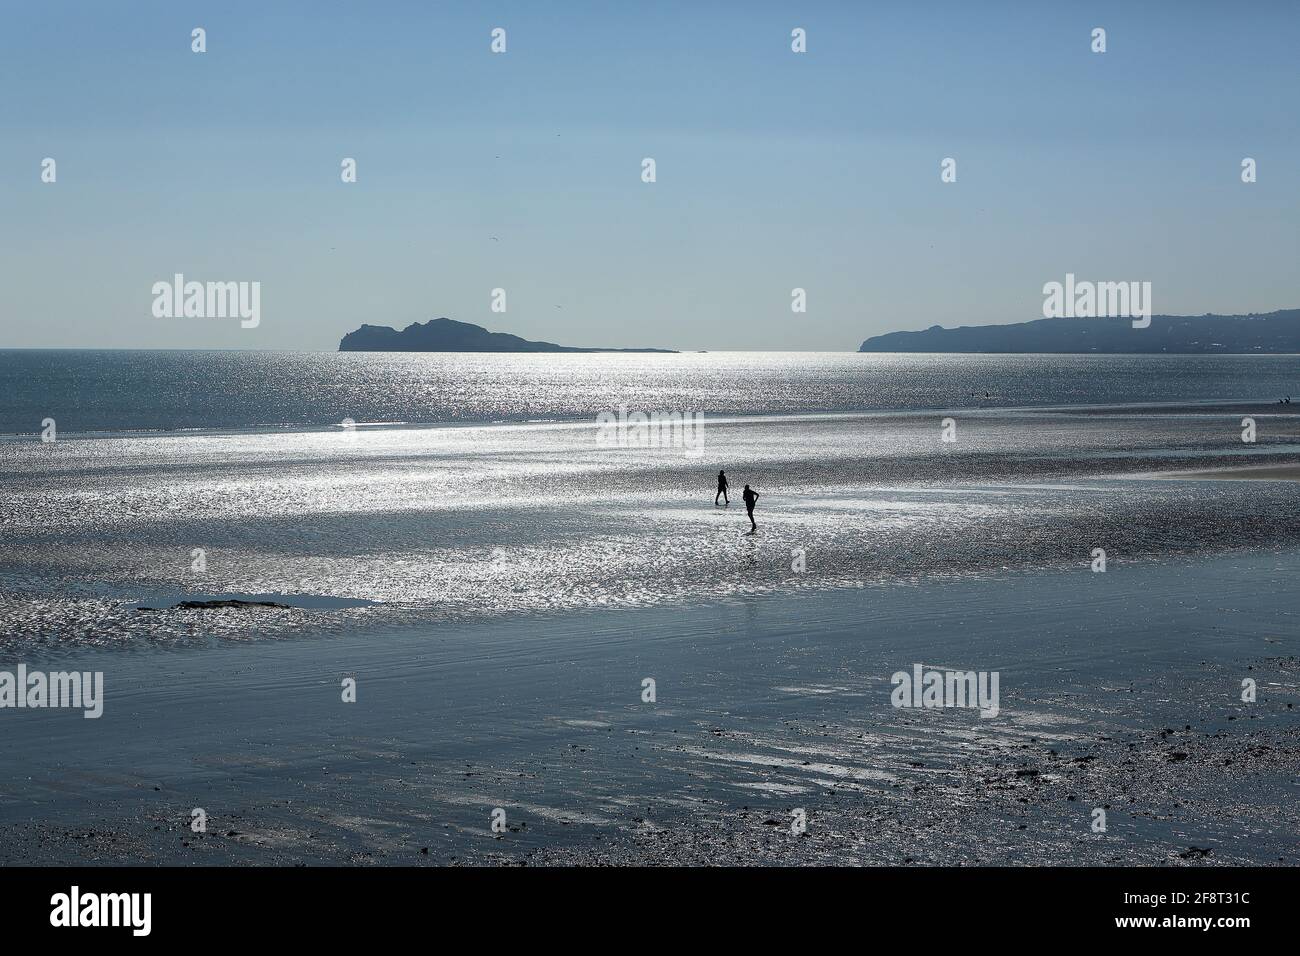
[3,350,1300,433]
[3,350,1300,650]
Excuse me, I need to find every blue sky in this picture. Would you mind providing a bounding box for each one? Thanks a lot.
[2,0,1296,350]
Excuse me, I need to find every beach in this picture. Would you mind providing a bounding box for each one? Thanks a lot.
[1,550,1296,866]
[4,2,1297,933]
[6,395,1300,650]
[2,362,1300,865]
[1160,464,1300,481]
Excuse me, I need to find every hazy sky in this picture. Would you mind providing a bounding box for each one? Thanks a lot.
[2,0,1296,351]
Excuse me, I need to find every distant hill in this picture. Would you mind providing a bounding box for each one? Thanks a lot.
[339,318,676,353]
[858,309,1300,354]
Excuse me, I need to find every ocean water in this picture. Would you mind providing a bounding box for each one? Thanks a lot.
[4,350,1300,650]
[3,350,1300,434]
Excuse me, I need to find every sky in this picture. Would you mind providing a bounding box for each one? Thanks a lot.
[1,0,1297,351]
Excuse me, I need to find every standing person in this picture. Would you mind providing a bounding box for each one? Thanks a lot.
[715,470,729,506]
[742,483,759,532]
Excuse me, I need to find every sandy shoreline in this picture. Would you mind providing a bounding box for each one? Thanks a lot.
[4,401,1300,866]
[1157,464,1300,481]
[8,402,1300,651]
[2,548,1296,866]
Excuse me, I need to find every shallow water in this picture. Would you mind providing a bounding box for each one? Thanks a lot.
[3,551,1296,865]
[3,352,1299,866]
[5,404,1300,649]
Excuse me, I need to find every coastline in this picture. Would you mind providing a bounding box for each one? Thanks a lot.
[7,400,1300,651]
[2,549,1296,866]
[1158,464,1300,481]
[4,389,1300,866]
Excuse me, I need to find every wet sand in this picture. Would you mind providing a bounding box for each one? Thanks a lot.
[4,403,1300,866]
[1158,464,1300,481]
[2,548,1296,866]
[8,404,1300,651]
[1041,401,1300,418]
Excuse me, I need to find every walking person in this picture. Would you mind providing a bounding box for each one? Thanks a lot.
[742,483,759,532]
[715,470,729,506]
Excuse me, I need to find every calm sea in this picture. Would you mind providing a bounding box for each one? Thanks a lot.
[3,350,1299,435]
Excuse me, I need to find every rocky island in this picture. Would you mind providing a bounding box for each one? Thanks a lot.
[339,318,676,353]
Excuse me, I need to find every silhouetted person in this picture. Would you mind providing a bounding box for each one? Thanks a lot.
[715,470,729,506]
[742,484,759,531]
